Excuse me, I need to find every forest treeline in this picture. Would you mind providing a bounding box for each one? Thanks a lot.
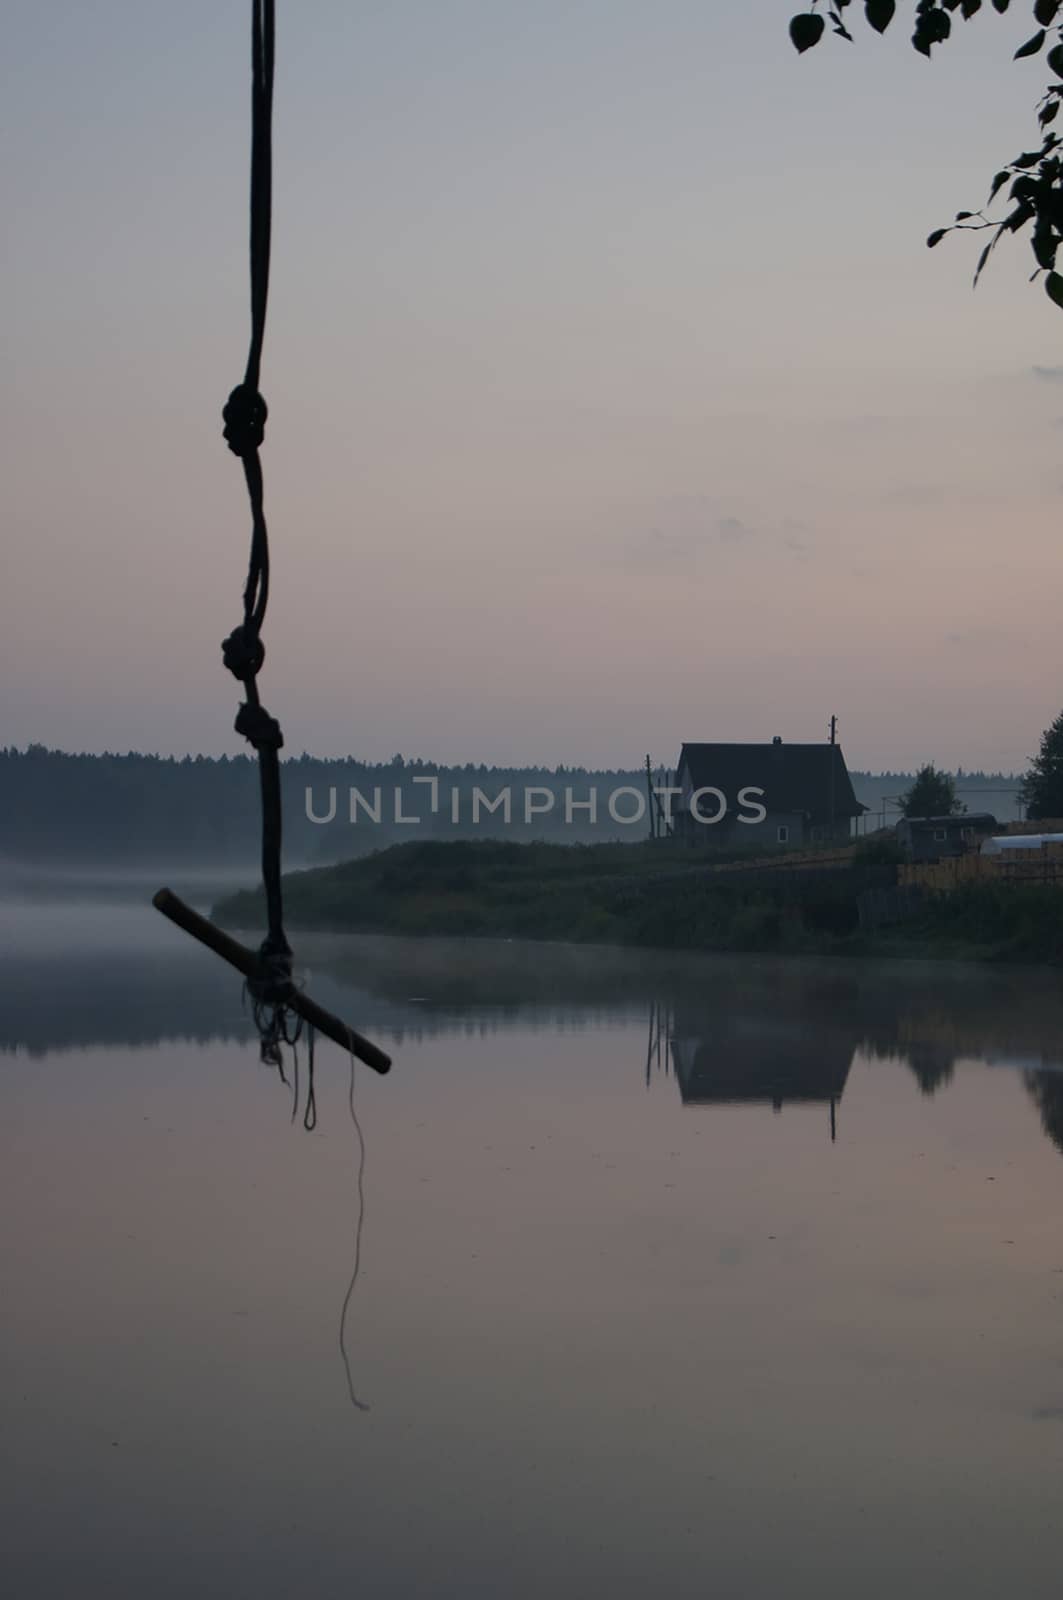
[0,746,1022,866]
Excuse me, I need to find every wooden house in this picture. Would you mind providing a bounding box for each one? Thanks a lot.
[672,737,865,847]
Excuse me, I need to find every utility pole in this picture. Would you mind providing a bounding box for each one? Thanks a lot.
[828,715,837,841]
[645,754,657,841]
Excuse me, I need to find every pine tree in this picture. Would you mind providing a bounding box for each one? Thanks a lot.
[901,764,963,819]
[1021,711,1063,819]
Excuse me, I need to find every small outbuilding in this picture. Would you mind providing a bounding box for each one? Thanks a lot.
[981,833,1063,855]
[895,812,997,862]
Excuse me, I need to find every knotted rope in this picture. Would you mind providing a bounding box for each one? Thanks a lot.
[222,0,296,1059]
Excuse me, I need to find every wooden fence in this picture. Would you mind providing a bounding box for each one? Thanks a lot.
[900,843,1063,894]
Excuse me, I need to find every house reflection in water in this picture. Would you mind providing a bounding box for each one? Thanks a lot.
[658,1003,856,1143]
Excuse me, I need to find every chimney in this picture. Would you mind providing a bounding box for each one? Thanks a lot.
[772,735,782,746]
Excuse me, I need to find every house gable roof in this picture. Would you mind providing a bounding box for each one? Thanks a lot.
[677,741,864,820]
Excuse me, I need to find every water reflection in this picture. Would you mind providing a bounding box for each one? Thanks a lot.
[1025,1069,1063,1156]
[5,905,1063,1158]
[662,1004,851,1144]
[8,902,1063,1597]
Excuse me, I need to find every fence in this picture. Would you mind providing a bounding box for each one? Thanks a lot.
[899,843,1063,894]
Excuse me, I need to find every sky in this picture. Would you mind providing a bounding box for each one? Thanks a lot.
[3,0,1063,773]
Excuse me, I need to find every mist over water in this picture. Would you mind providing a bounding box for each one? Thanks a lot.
[4,891,1063,1598]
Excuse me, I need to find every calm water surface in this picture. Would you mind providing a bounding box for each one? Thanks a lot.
[3,898,1063,1597]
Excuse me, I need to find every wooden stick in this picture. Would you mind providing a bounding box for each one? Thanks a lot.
[152,887,392,1075]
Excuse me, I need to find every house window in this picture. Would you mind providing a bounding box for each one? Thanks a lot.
[777,824,789,843]
[933,829,947,841]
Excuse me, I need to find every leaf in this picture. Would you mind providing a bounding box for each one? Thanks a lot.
[990,0,1010,13]
[789,12,826,51]
[926,227,948,247]
[1004,201,1036,233]
[1034,0,1059,25]
[1045,270,1063,308]
[1048,41,1063,77]
[973,235,998,285]
[1015,29,1046,58]
[864,0,895,29]
[1040,99,1061,127]
[1033,217,1058,269]
[913,8,951,52]
[955,210,974,219]
[988,170,1010,201]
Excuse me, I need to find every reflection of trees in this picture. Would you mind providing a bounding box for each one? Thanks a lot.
[0,946,252,1056]
[10,921,1063,1144]
[904,1044,956,1098]
[1024,1071,1063,1156]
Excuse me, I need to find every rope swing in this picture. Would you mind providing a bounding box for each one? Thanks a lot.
[154,1,391,1085]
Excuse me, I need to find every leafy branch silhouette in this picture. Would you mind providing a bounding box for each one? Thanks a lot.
[788,1,1063,306]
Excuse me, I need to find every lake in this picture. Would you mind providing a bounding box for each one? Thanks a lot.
[3,896,1063,1597]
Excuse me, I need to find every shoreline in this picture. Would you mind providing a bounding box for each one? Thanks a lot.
[211,838,1063,968]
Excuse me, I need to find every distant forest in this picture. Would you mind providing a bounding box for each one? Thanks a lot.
[0,746,1024,867]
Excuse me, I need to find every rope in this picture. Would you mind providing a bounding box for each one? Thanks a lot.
[339,1048,370,1411]
[222,2,294,1053]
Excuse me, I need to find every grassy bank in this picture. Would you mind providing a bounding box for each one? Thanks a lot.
[210,837,1063,962]
[883,881,1063,964]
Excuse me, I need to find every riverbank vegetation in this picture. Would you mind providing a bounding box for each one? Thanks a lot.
[212,838,1063,964]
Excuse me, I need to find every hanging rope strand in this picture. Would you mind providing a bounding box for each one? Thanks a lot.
[152,0,392,1089]
[221,0,291,1030]
[247,0,273,394]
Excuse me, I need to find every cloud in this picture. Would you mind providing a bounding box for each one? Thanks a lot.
[881,482,945,507]
[943,625,1027,651]
[717,515,751,542]
[609,495,816,574]
[627,517,748,570]
[1032,365,1063,384]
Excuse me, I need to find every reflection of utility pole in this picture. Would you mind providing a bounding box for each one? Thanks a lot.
[829,1095,836,1144]
[646,1000,657,1085]
[645,1001,670,1085]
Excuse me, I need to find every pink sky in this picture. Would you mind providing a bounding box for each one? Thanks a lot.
[2,2,1061,772]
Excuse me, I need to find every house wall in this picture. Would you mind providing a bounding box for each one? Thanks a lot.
[807,817,857,846]
[675,807,804,848]
[728,810,805,847]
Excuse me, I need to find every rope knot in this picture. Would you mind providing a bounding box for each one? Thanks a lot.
[223,383,268,456]
[235,701,284,751]
[247,943,296,1068]
[248,945,294,1009]
[221,624,265,681]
